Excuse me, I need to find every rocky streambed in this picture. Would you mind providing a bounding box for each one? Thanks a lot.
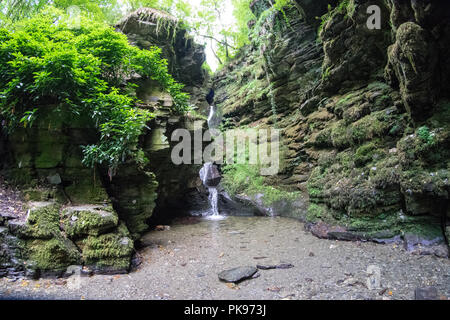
[1,216,448,300]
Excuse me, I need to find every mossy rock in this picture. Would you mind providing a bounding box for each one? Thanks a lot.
[354,142,377,167]
[61,205,119,239]
[26,236,81,273]
[78,222,133,273]
[10,202,61,239]
[306,203,332,223]
[321,209,443,242]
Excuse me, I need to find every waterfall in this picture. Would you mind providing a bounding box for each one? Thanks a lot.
[199,103,222,218]
[199,163,220,216]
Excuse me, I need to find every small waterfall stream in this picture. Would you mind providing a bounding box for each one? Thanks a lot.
[199,103,223,219]
[199,163,220,216]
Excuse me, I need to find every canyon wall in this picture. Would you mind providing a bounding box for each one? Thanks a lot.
[215,0,450,252]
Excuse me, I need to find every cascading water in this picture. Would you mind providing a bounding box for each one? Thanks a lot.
[199,163,220,216]
[199,100,224,219]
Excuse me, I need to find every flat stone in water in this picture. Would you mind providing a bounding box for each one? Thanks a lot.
[218,266,258,283]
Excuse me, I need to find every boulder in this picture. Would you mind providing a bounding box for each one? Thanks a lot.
[78,222,134,274]
[9,202,61,239]
[61,205,119,239]
[218,266,258,283]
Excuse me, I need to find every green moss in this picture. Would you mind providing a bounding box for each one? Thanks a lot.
[62,206,119,239]
[313,127,333,147]
[317,0,353,39]
[330,120,349,149]
[306,203,324,222]
[370,158,400,189]
[354,142,377,167]
[80,222,133,270]
[34,131,66,169]
[19,202,61,239]
[307,167,327,199]
[417,126,434,145]
[26,236,81,272]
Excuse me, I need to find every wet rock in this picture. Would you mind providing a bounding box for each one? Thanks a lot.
[415,286,439,300]
[199,163,221,187]
[256,263,294,270]
[233,193,306,218]
[218,266,258,283]
[306,222,362,241]
[130,254,143,271]
[403,233,448,258]
[218,192,264,217]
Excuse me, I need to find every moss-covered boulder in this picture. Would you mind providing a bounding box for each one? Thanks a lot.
[78,222,134,274]
[61,205,119,239]
[25,236,81,275]
[8,202,61,239]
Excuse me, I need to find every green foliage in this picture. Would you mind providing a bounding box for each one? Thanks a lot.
[0,8,189,172]
[0,0,125,25]
[231,0,255,48]
[417,126,435,145]
[317,0,353,39]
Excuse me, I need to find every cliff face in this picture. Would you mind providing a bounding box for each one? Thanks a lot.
[116,8,211,112]
[215,0,450,251]
[0,8,208,277]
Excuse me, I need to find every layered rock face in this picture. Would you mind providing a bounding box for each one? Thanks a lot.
[116,9,212,223]
[116,8,211,112]
[215,0,450,251]
[0,8,208,277]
